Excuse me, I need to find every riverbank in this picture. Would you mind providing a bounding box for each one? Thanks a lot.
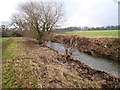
[53,35,120,61]
[2,37,120,88]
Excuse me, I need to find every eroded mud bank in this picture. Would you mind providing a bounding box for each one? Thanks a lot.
[53,35,120,61]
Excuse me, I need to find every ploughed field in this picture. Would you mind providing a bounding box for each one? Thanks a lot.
[2,37,120,88]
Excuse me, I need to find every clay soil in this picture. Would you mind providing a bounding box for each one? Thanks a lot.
[2,37,120,88]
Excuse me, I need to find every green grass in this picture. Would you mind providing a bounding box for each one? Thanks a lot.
[0,38,9,42]
[65,30,119,36]
[2,38,38,88]
[2,38,22,88]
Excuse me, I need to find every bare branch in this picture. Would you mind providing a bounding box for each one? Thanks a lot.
[11,1,65,44]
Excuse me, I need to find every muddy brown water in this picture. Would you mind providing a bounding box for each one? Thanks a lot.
[46,41,120,77]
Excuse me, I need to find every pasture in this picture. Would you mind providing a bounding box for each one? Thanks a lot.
[65,30,119,36]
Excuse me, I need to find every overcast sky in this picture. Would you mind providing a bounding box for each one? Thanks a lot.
[0,0,118,27]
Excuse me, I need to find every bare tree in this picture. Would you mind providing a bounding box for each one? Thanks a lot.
[11,1,64,44]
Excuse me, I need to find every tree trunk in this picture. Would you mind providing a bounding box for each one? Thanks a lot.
[38,35,44,44]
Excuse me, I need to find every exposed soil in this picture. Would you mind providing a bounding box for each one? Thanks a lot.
[3,37,120,88]
[53,35,120,61]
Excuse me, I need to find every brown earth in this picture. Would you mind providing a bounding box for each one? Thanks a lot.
[53,35,120,61]
[3,37,120,88]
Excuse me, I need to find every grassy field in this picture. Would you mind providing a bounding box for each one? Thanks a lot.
[65,30,119,36]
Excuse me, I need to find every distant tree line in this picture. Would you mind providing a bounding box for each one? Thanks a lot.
[63,25,120,31]
[90,25,119,30]
[1,24,119,37]
[0,24,22,37]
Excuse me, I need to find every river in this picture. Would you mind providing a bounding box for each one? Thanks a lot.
[46,41,120,77]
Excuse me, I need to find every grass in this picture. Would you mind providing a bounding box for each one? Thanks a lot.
[2,38,38,88]
[2,38,22,88]
[0,38,9,42]
[2,38,18,60]
[65,30,119,36]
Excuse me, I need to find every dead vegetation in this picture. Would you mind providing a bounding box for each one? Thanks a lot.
[2,37,120,88]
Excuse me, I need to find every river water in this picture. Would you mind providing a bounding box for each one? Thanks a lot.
[46,41,120,77]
